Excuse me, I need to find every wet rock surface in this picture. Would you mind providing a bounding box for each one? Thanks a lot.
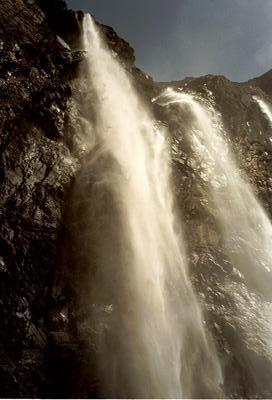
[0,0,80,396]
[153,76,272,398]
[1,0,272,397]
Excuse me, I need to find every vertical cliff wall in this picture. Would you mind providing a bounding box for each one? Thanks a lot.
[0,0,81,396]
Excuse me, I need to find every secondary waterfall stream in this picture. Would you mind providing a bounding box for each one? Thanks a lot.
[254,96,272,128]
[157,89,272,299]
[70,14,223,399]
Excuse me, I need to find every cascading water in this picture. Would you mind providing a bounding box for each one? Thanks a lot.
[71,14,223,399]
[157,89,272,299]
[254,96,272,128]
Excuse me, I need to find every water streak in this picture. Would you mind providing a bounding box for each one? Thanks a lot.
[158,89,272,299]
[254,96,272,128]
[72,15,223,399]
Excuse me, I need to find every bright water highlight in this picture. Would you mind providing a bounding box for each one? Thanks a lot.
[73,15,223,399]
[158,89,272,299]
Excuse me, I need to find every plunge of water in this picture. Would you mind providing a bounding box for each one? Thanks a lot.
[71,14,223,399]
[157,89,272,299]
[254,96,272,128]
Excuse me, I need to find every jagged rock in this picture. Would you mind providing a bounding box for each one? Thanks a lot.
[0,0,80,396]
[248,68,272,97]
[98,22,136,66]
[37,0,83,42]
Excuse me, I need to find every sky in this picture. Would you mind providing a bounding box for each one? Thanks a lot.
[66,0,272,82]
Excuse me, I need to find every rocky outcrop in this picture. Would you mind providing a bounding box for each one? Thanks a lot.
[248,68,272,97]
[0,0,81,396]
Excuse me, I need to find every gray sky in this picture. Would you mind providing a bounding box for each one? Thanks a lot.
[66,0,272,82]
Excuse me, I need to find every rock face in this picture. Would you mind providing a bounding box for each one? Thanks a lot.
[1,0,272,397]
[248,68,272,97]
[0,0,80,396]
[154,76,272,398]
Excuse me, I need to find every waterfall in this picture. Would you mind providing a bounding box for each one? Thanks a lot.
[70,14,223,399]
[254,96,272,128]
[157,89,272,299]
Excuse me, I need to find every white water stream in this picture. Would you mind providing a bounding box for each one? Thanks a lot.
[254,96,272,128]
[75,15,223,399]
[157,89,272,300]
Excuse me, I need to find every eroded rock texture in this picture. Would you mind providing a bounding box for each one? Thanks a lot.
[0,0,80,396]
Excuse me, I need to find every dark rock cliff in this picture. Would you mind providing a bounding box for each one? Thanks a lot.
[248,68,272,97]
[1,0,272,397]
[0,0,80,396]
